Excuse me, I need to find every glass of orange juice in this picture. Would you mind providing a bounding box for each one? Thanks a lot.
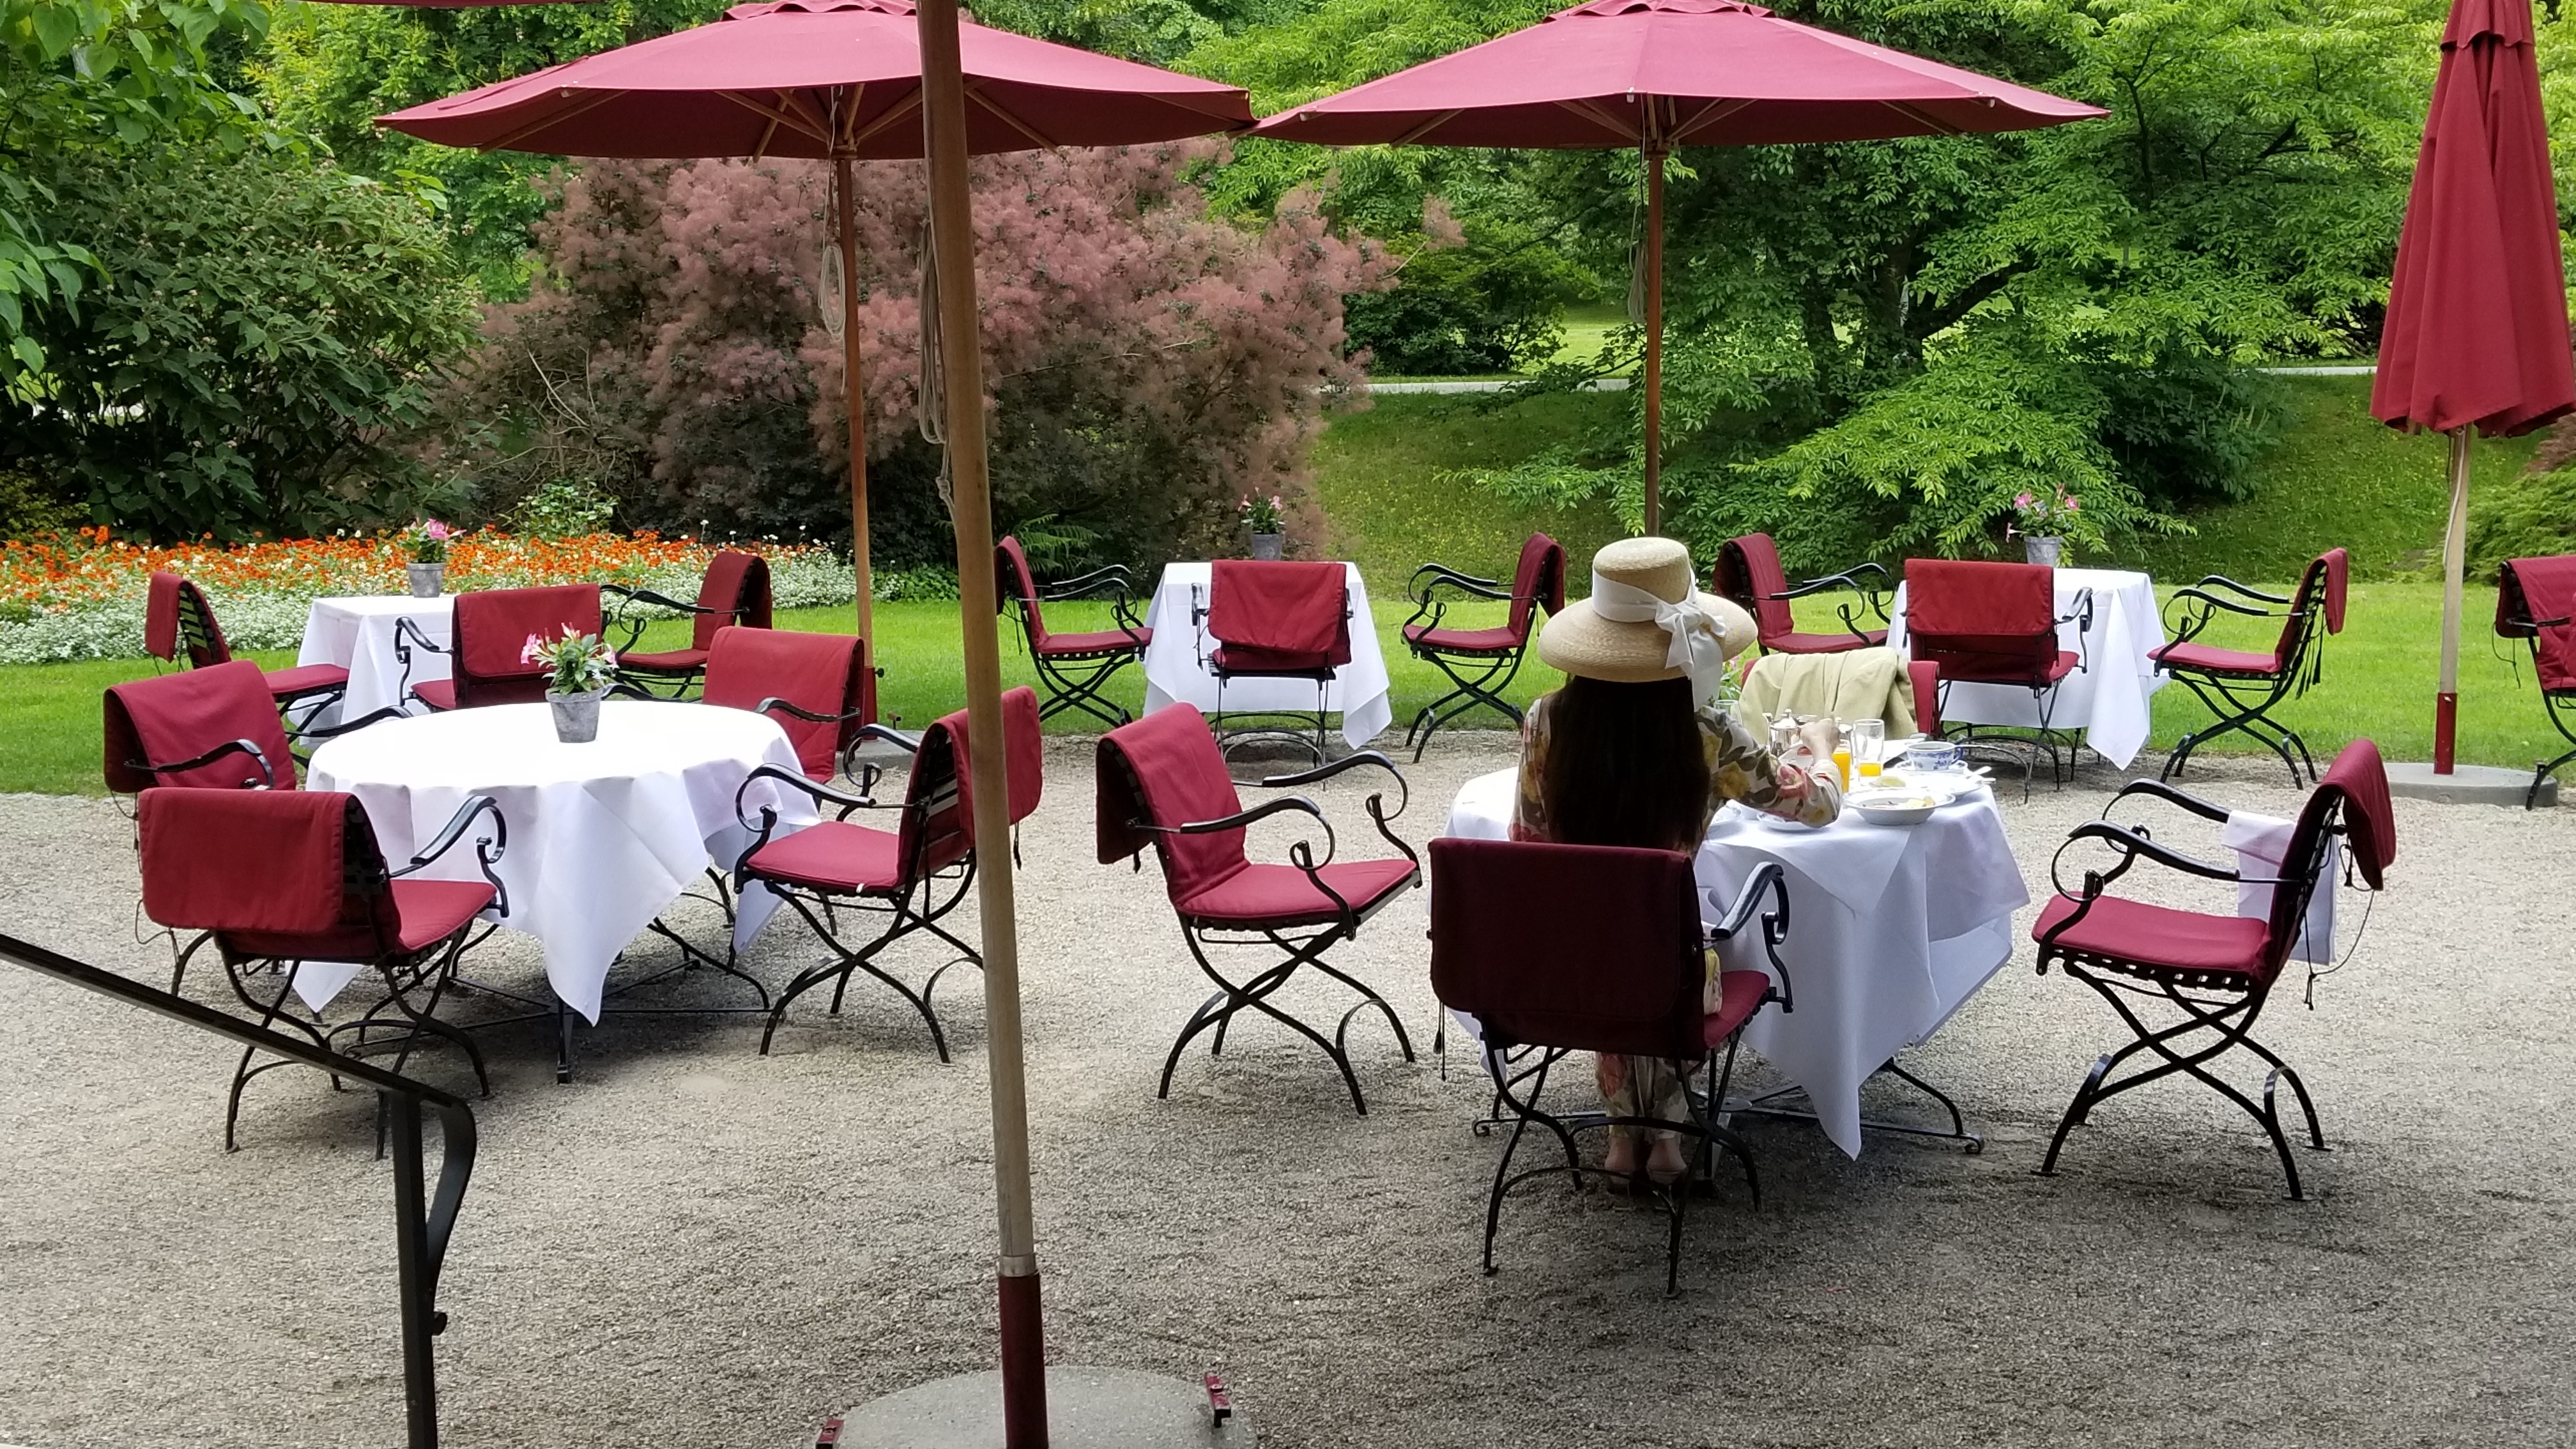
[1829,718,1853,790]
[1850,719,1885,783]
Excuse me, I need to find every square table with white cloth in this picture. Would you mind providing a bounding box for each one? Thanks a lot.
[1886,567,2165,769]
[1140,561,1393,749]
[1443,767,2030,1156]
[298,595,452,721]
[303,701,818,1026]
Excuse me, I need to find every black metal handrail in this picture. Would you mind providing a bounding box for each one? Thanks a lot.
[0,931,476,1449]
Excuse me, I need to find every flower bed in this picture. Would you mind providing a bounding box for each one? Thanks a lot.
[0,527,859,664]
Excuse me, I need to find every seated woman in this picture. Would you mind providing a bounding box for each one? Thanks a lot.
[1512,537,1841,1186]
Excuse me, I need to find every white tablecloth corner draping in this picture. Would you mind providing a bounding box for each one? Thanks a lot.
[1887,567,2165,769]
[1441,767,2029,1156]
[1140,562,1393,749]
[304,701,819,1022]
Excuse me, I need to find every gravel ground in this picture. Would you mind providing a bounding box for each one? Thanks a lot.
[2,735,2572,1449]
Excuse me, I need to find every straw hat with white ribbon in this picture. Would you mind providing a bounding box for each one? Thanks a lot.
[1537,537,1756,702]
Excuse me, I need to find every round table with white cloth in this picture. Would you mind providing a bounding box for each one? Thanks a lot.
[1140,561,1393,749]
[1885,567,2165,769]
[1443,766,2030,1157]
[298,595,452,721]
[304,701,819,1022]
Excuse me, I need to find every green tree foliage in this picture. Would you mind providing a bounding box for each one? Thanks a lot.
[0,145,478,539]
[1346,203,1591,374]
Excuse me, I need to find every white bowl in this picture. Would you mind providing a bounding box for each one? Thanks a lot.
[1848,791,1940,827]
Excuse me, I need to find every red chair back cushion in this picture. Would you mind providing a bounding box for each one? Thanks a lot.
[1508,533,1567,638]
[995,536,1047,639]
[104,660,296,793]
[454,585,603,707]
[1908,659,1942,737]
[145,572,182,662]
[1905,560,2057,682]
[2499,555,2576,691]
[1208,561,1349,671]
[703,626,866,779]
[1717,535,1795,642]
[1428,838,1703,1061]
[937,686,1045,834]
[138,788,363,935]
[1095,705,1247,902]
[693,552,773,650]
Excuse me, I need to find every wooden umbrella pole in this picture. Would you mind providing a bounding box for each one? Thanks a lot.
[2435,425,2471,774]
[1642,142,1666,537]
[917,2,1048,1445]
[834,153,876,644]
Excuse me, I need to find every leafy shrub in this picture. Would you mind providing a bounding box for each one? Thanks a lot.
[2469,461,2576,576]
[0,466,80,539]
[1345,210,1586,376]
[513,478,619,539]
[2093,353,2285,510]
[0,143,477,540]
[436,142,1394,572]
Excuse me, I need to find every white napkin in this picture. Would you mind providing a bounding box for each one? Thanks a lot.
[2221,809,2335,965]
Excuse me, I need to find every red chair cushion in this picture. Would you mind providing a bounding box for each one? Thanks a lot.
[743,820,904,894]
[146,571,182,661]
[1768,629,1888,654]
[620,647,710,673]
[1177,857,1417,926]
[411,678,458,712]
[1208,561,1348,665]
[227,880,496,961]
[139,788,347,933]
[936,686,1045,834]
[2152,641,2281,676]
[2038,649,2082,685]
[105,660,296,792]
[2033,894,2271,978]
[1211,643,1341,674]
[2500,555,2576,691]
[1034,627,1151,657]
[1719,534,1797,642]
[263,663,349,700]
[1508,533,1566,636]
[1701,969,1774,1046]
[1404,624,1522,654]
[996,536,1046,635]
[454,584,601,707]
[703,627,866,780]
[1096,705,1248,901]
[691,551,772,650]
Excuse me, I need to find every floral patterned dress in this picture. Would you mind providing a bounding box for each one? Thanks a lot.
[1509,690,1840,1137]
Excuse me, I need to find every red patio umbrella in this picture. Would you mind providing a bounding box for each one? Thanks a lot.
[379,0,1253,639]
[2371,0,2573,774]
[1254,0,2103,533]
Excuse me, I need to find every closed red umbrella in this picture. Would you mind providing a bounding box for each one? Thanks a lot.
[380,0,1252,637]
[2371,0,2573,774]
[1254,0,2103,533]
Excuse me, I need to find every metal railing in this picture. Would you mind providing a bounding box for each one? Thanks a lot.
[0,931,476,1449]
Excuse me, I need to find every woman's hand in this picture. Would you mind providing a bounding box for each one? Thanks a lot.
[1795,719,1841,763]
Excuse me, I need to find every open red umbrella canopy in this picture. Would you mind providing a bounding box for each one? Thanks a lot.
[2372,0,2573,438]
[378,0,1253,158]
[1252,0,2103,148]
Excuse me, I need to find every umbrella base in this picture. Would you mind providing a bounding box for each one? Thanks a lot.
[2385,760,2557,807]
[832,1367,1257,1448]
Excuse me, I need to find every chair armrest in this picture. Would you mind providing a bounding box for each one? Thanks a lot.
[1169,793,1331,839]
[2104,777,2230,824]
[2050,820,2241,898]
[2191,574,2291,605]
[1706,860,1792,1013]
[2058,587,2096,672]
[2167,586,2277,620]
[735,762,878,827]
[1261,750,1415,863]
[1036,564,1136,599]
[833,723,917,788]
[1407,563,1508,604]
[136,738,275,789]
[388,794,509,916]
[298,706,409,740]
[601,584,712,615]
[757,697,867,725]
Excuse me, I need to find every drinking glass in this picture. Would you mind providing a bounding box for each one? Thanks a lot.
[1850,719,1885,783]
[1828,717,1853,790]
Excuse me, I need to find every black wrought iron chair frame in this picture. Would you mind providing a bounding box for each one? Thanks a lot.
[732,723,986,1061]
[2032,778,2350,1199]
[1397,556,1556,760]
[1932,587,2096,797]
[1190,581,1353,770]
[601,581,765,699]
[1118,752,1420,1116]
[2498,589,2576,809]
[1472,862,1790,1296]
[2158,573,2334,785]
[205,795,508,1151]
[1714,538,1894,653]
[1004,561,1151,728]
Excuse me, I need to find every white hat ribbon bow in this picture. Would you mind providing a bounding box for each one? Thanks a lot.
[1590,571,1730,703]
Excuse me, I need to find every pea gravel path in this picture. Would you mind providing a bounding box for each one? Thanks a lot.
[2,737,2572,1449]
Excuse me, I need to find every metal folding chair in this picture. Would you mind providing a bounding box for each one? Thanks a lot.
[135,786,507,1149]
[146,570,355,733]
[2153,548,2349,785]
[1712,533,1890,655]
[1427,837,1790,1294]
[396,583,603,711]
[1192,560,1352,767]
[2497,555,2576,809]
[1399,532,1564,759]
[2032,739,2396,1198]
[608,550,774,698]
[735,686,1043,1059]
[995,535,1149,728]
[1904,558,2092,792]
[1097,703,1417,1114]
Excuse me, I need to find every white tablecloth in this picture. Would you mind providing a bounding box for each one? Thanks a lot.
[1443,767,2030,1157]
[305,702,818,1022]
[1886,567,2164,768]
[1140,562,1393,749]
[298,595,452,720]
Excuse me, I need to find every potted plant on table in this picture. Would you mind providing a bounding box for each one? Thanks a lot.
[1239,493,1287,560]
[523,627,620,742]
[406,519,454,597]
[2007,490,2081,566]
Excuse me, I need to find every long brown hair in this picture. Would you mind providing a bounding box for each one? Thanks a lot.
[1535,675,1708,852]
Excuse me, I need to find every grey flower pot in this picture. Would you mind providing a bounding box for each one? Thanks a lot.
[1248,532,1286,561]
[2022,535,2064,567]
[406,562,447,597]
[548,687,610,743]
